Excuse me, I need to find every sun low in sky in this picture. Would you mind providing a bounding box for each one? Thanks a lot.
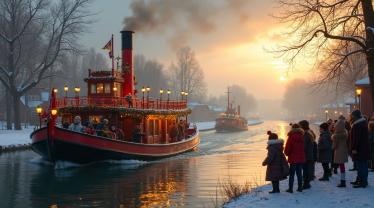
[83,0,312,100]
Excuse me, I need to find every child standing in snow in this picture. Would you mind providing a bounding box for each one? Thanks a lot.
[262,131,289,193]
[284,124,305,193]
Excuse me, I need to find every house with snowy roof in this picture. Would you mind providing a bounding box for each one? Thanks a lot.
[355,77,373,117]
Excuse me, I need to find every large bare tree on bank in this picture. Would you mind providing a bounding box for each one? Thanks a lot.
[169,47,207,102]
[0,0,93,130]
[274,0,374,108]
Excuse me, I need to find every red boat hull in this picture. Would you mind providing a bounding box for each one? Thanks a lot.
[30,127,200,163]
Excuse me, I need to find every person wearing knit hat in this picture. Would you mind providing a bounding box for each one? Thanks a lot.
[317,122,333,181]
[299,120,315,189]
[263,131,288,193]
[285,123,305,193]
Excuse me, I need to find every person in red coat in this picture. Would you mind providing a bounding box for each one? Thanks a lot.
[284,123,305,193]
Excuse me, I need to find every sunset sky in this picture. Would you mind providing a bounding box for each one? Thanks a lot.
[82,0,312,100]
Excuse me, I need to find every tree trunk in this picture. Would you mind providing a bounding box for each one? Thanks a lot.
[6,89,12,130]
[361,0,374,110]
[12,94,21,130]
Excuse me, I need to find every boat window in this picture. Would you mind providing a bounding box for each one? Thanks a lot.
[97,83,104,93]
[114,83,121,96]
[91,84,96,94]
[104,83,111,94]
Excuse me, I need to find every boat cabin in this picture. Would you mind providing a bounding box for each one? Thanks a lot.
[53,31,191,144]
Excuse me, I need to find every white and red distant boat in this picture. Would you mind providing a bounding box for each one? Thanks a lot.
[30,30,199,164]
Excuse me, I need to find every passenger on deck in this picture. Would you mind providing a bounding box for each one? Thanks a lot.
[69,116,84,132]
[84,122,95,135]
[132,124,143,143]
[116,127,125,141]
[109,125,117,139]
[169,122,178,142]
[96,118,109,137]
[177,120,185,141]
[62,121,70,129]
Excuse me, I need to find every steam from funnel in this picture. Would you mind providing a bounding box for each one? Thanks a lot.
[123,0,252,49]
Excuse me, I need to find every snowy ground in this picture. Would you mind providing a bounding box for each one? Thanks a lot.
[0,127,34,147]
[225,160,374,208]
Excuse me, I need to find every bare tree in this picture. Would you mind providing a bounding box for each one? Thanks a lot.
[169,46,207,101]
[274,0,374,108]
[134,54,169,98]
[0,0,93,130]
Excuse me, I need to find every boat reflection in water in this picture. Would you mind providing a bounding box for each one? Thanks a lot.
[30,159,192,208]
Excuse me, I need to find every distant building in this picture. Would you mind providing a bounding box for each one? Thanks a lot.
[0,87,49,124]
[356,77,373,117]
[188,102,225,122]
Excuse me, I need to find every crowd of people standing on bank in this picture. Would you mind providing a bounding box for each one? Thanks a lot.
[262,109,374,194]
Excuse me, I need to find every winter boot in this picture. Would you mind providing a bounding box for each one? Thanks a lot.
[285,188,293,193]
[337,180,346,188]
[353,181,368,188]
[302,180,311,190]
[297,182,303,192]
[269,181,280,194]
[350,177,360,185]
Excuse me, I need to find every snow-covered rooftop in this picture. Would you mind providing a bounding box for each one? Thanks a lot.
[356,77,369,85]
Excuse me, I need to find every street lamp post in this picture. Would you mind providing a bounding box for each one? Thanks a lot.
[356,88,362,111]
[141,87,146,109]
[167,89,171,109]
[325,110,328,121]
[36,106,42,128]
[74,87,80,106]
[159,89,164,108]
[64,85,68,106]
[146,86,150,108]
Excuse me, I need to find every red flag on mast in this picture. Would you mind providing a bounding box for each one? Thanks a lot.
[102,37,113,58]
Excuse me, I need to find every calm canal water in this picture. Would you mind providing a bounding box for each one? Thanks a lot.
[0,121,291,208]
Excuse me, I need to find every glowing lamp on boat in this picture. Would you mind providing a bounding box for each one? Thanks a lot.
[36,106,43,114]
[74,87,81,95]
[64,85,68,92]
[51,109,58,116]
[113,86,118,92]
[53,88,58,93]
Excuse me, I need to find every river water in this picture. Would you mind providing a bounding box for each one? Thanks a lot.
[0,121,291,208]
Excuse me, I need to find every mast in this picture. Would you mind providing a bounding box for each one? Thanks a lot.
[226,87,231,111]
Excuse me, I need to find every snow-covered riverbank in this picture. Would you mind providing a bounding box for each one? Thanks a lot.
[224,160,374,208]
[0,127,33,151]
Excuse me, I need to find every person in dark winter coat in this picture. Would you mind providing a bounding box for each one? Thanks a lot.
[368,121,374,171]
[284,124,305,193]
[332,118,349,187]
[262,131,289,194]
[318,122,333,181]
[350,110,369,188]
[299,120,315,189]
